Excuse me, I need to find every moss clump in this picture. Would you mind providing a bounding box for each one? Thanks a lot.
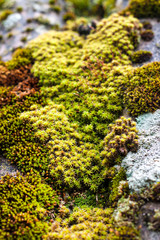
[142,21,152,30]
[66,0,116,18]
[124,62,160,116]
[16,6,23,12]
[49,0,56,5]
[109,168,129,206]
[51,5,62,13]
[0,9,13,21]
[27,14,141,143]
[35,16,50,26]
[0,94,50,176]
[131,50,152,63]
[44,206,114,240]
[101,116,138,168]
[0,172,59,239]
[0,86,17,107]
[6,48,33,70]
[19,102,104,192]
[141,29,154,41]
[63,11,76,21]
[125,0,160,18]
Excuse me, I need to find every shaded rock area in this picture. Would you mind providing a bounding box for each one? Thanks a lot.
[139,202,160,240]
[122,109,160,192]
[0,0,65,61]
[135,19,160,66]
[0,155,19,178]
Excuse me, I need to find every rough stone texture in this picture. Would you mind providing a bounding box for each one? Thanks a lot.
[135,19,160,67]
[0,155,19,178]
[0,0,65,61]
[122,109,160,192]
[139,202,160,240]
[3,13,22,31]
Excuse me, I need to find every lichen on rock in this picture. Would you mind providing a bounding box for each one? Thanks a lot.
[122,109,160,192]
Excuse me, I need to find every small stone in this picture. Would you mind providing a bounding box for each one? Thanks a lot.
[3,13,22,31]
[156,42,160,48]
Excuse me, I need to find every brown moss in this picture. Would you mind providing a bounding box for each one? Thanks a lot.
[141,29,154,41]
[131,50,152,63]
[0,64,39,98]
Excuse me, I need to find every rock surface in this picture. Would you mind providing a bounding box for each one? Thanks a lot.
[0,155,19,178]
[122,109,160,192]
[0,0,65,61]
[139,202,160,240]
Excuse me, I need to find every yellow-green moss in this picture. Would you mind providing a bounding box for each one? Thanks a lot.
[6,48,33,70]
[124,62,160,116]
[131,50,152,63]
[101,116,138,168]
[125,0,160,18]
[0,172,59,239]
[27,14,141,143]
[66,0,116,17]
[0,9,13,21]
[19,102,104,191]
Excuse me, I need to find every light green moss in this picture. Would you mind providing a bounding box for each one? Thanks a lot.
[6,48,33,70]
[124,62,160,116]
[27,13,141,143]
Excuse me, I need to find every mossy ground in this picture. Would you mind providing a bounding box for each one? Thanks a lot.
[0,1,160,239]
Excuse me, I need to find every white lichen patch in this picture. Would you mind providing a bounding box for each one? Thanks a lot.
[122,109,160,192]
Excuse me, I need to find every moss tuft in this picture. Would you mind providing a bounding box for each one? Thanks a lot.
[0,172,59,239]
[141,29,154,41]
[6,48,33,70]
[124,62,160,116]
[125,0,160,18]
[131,50,152,63]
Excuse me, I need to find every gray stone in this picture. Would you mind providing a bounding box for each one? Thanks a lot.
[3,13,22,31]
[122,109,160,192]
[0,155,19,178]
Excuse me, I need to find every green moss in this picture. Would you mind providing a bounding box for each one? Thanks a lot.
[49,0,56,5]
[6,48,33,70]
[19,102,104,192]
[27,14,141,143]
[109,168,128,205]
[124,62,160,116]
[101,116,138,169]
[35,16,50,26]
[51,5,62,13]
[7,32,13,38]
[131,50,152,63]
[141,29,154,41]
[66,0,116,17]
[0,9,13,21]
[142,21,152,30]
[44,206,114,239]
[63,11,76,21]
[125,0,160,18]
[0,94,50,176]
[0,172,59,239]
[16,6,23,12]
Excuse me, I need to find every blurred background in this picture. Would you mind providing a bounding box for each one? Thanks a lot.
[0,0,128,61]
